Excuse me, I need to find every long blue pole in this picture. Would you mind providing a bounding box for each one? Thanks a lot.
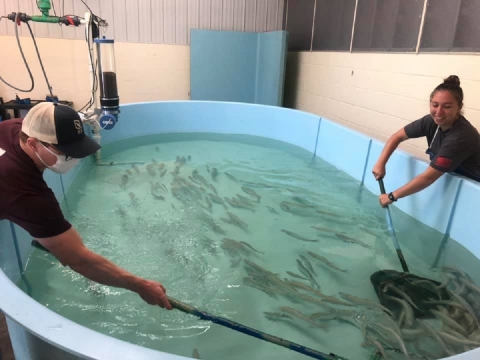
[378,179,410,273]
[168,297,348,360]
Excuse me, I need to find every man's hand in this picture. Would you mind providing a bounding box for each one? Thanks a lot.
[372,162,386,180]
[379,194,393,208]
[37,227,173,310]
[136,279,172,310]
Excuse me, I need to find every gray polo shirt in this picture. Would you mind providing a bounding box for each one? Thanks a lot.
[404,115,480,181]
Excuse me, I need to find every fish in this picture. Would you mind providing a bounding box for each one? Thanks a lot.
[418,320,452,356]
[115,204,127,218]
[280,202,316,217]
[266,206,278,214]
[222,238,262,256]
[264,312,292,321]
[225,172,238,182]
[384,283,421,310]
[189,175,203,186]
[339,292,392,315]
[299,292,353,307]
[132,164,140,174]
[146,163,156,176]
[207,183,218,195]
[384,294,415,328]
[279,306,328,330]
[192,348,201,359]
[430,309,468,337]
[296,259,320,289]
[224,197,255,212]
[296,259,312,278]
[437,329,480,347]
[225,212,248,230]
[211,168,218,181]
[236,194,256,206]
[120,174,129,189]
[315,209,339,217]
[244,277,277,297]
[199,236,217,256]
[365,335,387,360]
[291,196,316,207]
[241,186,261,202]
[128,192,141,207]
[205,196,213,212]
[282,201,315,208]
[307,251,347,273]
[192,169,208,186]
[197,212,227,235]
[369,322,409,358]
[281,229,318,242]
[299,254,316,276]
[335,233,372,249]
[287,271,309,281]
[208,193,227,209]
[311,226,337,234]
[240,241,263,254]
[284,279,314,292]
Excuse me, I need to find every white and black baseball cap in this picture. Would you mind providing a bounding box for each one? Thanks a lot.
[21,102,101,158]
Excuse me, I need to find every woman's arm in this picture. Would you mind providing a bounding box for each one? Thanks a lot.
[379,166,443,207]
[372,128,410,180]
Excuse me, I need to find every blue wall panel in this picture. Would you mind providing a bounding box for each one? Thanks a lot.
[255,31,288,106]
[190,30,258,103]
[102,102,320,153]
[0,220,18,282]
[10,224,35,275]
[190,29,287,106]
[364,139,462,234]
[449,180,480,256]
[314,119,372,181]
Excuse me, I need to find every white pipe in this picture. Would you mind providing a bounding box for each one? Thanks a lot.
[416,0,428,54]
[350,0,359,53]
[309,0,317,52]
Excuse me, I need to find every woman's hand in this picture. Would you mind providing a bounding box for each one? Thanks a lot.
[378,194,393,208]
[372,162,386,180]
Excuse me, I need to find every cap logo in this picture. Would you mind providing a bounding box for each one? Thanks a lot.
[74,120,83,134]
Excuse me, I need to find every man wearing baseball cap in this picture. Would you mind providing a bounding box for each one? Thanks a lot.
[0,102,172,310]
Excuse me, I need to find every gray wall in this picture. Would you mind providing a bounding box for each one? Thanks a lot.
[285,0,480,52]
[0,0,286,44]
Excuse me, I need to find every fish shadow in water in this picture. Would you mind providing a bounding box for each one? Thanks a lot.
[221,238,264,267]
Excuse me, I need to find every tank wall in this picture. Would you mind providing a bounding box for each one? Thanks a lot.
[1,101,480,360]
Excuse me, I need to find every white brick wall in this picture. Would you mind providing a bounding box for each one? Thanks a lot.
[0,37,190,109]
[284,51,480,160]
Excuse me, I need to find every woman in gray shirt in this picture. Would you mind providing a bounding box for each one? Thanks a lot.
[372,75,480,208]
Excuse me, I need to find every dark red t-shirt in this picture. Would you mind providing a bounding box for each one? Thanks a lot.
[0,119,71,238]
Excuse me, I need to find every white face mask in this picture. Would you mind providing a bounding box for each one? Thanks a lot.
[35,143,79,174]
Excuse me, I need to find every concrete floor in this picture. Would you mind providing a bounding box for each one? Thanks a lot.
[0,312,14,360]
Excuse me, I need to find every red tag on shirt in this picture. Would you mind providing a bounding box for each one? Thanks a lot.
[434,156,452,169]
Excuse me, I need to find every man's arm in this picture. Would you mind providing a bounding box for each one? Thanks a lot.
[36,227,172,309]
